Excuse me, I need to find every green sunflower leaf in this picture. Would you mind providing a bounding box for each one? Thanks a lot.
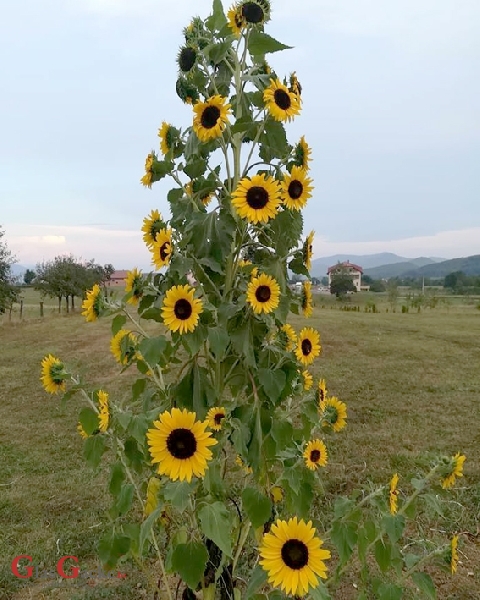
[184,158,207,179]
[79,407,100,436]
[258,368,286,403]
[206,0,228,33]
[259,119,288,162]
[411,572,436,599]
[109,462,126,497]
[198,501,233,557]
[330,521,358,565]
[98,532,131,570]
[248,31,292,56]
[113,483,135,517]
[83,435,106,469]
[374,538,392,573]
[164,480,196,513]
[375,583,403,600]
[382,514,405,544]
[138,336,167,367]
[208,326,230,360]
[246,564,268,599]
[111,314,127,336]
[171,541,209,589]
[309,582,333,600]
[242,487,272,528]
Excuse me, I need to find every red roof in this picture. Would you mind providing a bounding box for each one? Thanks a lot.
[110,270,129,280]
[327,261,363,274]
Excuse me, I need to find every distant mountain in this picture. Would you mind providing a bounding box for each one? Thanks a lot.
[310,253,443,277]
[404,255,480,278]
[364,258,438,279]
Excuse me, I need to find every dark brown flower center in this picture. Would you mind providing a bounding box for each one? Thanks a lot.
[214,412,225,425]
[242,2,264,23]
[201,105,221,129]
[310,449,321,463]
[301,339,312,356]
[246,186,269,209]
[179,47,196,72]
[160,242,171,261]
[255,285,271,303]
[274,88,291,110]
[288,180,303,200]
[166,428,197,459]
[281,539,309,570]
[174,299,193,320]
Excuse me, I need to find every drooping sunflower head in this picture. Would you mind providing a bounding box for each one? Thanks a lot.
[140,152,156,188]
[303,231,314,271]
[110,329,138,366]
[177,45,198,73]
[161,284,203,335]
[158,122,177,156]
[295,327,321,366]
[40,354,67,395]
[147,407,217,482]
[239,0,271,24]
[263,78,301,122]
[231,173,281,224]
[304,439,328,471]
[124,268,143,306]
[450,535,459,574]
[441,452,466,489]
[259,517,330,596]
[141,209,166,247]
[315,378,327,405]
[320,396,347,433]
[280,324,297,352]
[77,423,89,439]
[227,4,246,36]
[389,473,399,515]
[176,75,199,105]
[294,136,312,170]
[289,71,302,97]
[97,390,109,432]
[151,228,173,270]
[247,273,281,315]
[81,284,104,322]
[301,280,313,318]
[193,95,231,143]
[302,370,313,391]
[206,407,227,431]
[281,165,313,211]
[235,455,253,474]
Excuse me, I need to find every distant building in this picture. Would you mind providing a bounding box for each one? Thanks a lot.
[327,261,368,292]
[106,270,129,286]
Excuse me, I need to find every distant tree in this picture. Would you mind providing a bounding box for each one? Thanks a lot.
[369,279,386,292]
[321,276,329,286]
[23,268,36,285]
[0,226,18,312]
[311,277,321,285]
[386,280,399,310]
[330,266,356,298]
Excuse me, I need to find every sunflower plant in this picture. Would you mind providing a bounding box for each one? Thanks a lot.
[41,1,467,598]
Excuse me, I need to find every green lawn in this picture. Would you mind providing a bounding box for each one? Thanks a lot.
[1,300,479,598]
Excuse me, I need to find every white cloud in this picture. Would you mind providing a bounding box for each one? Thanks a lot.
[313,227,480,259]
[73,0,212,20]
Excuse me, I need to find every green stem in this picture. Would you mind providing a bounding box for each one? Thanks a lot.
[232,522,251,574]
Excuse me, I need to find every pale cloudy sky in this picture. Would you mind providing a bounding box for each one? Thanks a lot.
[1,0,479,269]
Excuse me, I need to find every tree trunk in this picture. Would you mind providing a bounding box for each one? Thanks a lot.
[65,296,69,313]
[58,296,61,313]
[71,295,75,311]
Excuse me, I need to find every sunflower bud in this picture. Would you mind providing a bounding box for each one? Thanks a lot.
[176,76,199,105]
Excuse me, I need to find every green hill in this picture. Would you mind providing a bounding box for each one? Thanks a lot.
[404,255,480,278]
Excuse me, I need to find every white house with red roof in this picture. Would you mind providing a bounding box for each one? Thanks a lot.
[327,261,364,292]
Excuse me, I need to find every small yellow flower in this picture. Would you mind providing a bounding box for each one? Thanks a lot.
[97,390,109,432]
[320,397,347,432]
[450,535,459,574]
[235,455,253,474]
[302,370,313,391]
[281,324,297,352]
[110,329,138,365]
[81,284,103,322]
[77,423,89,439]
[271,486,284,503]
[40,354,66,395]
[303,439,328,471]
[206,407,226,431]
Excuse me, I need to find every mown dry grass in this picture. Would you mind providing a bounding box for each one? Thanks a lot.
[1,299,479,599]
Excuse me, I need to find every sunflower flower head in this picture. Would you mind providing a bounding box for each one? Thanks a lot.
[264,78,301,122]
[147,408,217,483]
[235,455,253,474]
[247,273,281,314]
[77,423,89,440]
[295,327,321,366]
[280,324,297,352]
[302,370,313,391]
[161,284,203,334]
[441,453,466,489]
[193,95,231,143]
[227,4,245,36]
[177,45,197,73]
[206,407,227,431]
[239,0,271,25]
[176,75,200,105]
[158,122,179,156]
[389,473,399,515]
[97,390,109,432]
[81,284,104,322]
[281,165,313,211]
[320,397,347,433]
[259,517,330,596]
[40,354,67,395]
[315,379,328,405]
[294,136,312,170]
[304,439,328,471]
[141,152,156,188]
[141,209,166,247]
[449,535,459,574]
[150,228,173,270]
[303,231,314,271]
[110,329,138,365]
[301,280,313,317]
[289,71,302,98]
[144,477,162,517]
[124,268,143,305]
[231,173,281,224]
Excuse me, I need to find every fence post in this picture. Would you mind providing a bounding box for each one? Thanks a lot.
[40,301,44,317]
[20,300,23,319]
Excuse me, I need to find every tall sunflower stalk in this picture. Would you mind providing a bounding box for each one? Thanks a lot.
[40,1,467,598]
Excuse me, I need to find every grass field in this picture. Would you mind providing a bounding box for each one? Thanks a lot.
[1,295,479,599]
